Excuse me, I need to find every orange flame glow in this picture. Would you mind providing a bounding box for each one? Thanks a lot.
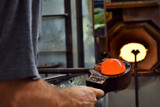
[120,43,148,62]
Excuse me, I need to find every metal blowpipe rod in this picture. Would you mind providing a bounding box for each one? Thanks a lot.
[132,49,140,107]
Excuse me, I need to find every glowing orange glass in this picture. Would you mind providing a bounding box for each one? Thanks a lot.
[101,58,126,75]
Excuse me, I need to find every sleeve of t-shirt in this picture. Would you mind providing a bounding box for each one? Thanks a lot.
[0,0,42,82]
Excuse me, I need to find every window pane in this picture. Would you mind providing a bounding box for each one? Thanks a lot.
[42,0,65,15]
[38,53,67,68]
[39,17,66,52]
[82,0,95,67]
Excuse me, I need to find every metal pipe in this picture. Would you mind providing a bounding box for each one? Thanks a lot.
[132,49,140,107]
[38,68,90,74]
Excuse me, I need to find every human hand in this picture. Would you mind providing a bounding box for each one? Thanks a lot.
[65,86,104,107]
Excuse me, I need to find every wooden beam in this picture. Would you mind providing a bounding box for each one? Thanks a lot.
[106,2,160,9]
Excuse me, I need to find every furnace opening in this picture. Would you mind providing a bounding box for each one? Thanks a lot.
[119,43,148,62]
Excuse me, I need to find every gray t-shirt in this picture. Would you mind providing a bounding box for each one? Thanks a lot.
[0,0,42,81]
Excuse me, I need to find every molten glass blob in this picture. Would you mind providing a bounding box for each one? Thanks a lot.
[101,58,126,75]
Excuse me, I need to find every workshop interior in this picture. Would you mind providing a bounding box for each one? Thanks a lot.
[38,0,160,107]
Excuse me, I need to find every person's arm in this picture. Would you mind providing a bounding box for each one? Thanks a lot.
[0,78,104,107]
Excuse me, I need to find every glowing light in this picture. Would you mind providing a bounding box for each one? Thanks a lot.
[120,43,148,62]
